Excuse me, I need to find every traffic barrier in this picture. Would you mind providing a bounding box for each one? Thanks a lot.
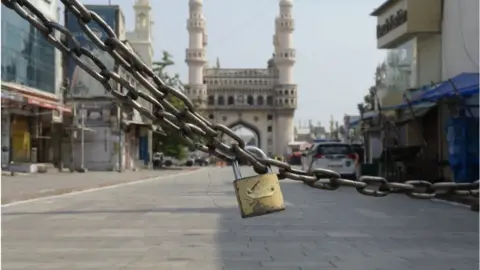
[215,161,227,167]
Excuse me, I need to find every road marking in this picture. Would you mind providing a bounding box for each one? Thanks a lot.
[2,168,205,208]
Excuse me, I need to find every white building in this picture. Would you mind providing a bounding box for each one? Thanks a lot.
[372,0,478,107]
[63,4,152,171]
[370,0,479,180]
[126,0,155,167]
[185,0,297,157]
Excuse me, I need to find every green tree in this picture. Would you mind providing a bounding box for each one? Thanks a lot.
[152,51,188,160]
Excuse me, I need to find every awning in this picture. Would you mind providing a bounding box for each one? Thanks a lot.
[348,111,379,127]
[1,82,72,113]
[26,96,72,113]
[1,91,25,102]
[395,102,436,125]
[415,72,479,102]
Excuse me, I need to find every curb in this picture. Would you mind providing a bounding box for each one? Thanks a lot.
[433,194,479,211]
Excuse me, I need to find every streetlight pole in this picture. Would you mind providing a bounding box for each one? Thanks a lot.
[118,86,123,172]
[80,103,86,172]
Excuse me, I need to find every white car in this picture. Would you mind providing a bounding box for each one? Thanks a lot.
[301,142,359,180]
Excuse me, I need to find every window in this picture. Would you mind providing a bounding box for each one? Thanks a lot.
[267,126,272,132]
[227,96,235,105]
[1,8,55,94]
[266,96,273,105]
[137,13,147,28]
[208,114,214,119]
[316,144,353,155]
[247,95,254,105]
[218,96,225,105]
[257,96,264,105]
[267,114,273,120]
[208,95,214,105]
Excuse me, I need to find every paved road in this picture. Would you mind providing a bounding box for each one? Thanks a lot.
[2,167,478,270]
[2,168,199,205]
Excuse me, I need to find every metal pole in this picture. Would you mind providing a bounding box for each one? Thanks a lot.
[70,103,75,172]
[118,87,123,172]
[80,103,85,172]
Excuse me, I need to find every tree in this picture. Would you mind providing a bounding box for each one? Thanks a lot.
[151,51,188,160]
[357,62,387,115]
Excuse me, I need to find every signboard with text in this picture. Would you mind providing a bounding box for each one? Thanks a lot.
[372,0,441,49]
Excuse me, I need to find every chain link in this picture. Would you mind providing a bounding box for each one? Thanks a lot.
[3,0,478,202]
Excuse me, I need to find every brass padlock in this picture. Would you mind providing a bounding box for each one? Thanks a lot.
[232,146,286,218]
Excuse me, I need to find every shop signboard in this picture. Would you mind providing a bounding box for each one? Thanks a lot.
[371,0,441,49]
[65,5,119,98]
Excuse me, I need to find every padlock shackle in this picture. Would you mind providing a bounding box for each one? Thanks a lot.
[232,159,242,179]
[245,145,268,160]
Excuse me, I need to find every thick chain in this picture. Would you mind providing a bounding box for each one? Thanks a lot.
[3,0,478,201]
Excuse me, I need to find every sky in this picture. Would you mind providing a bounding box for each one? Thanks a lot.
[81,0,388,128]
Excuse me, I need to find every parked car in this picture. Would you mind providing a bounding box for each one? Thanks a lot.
[301,142,359,180]
[194,156,210,166]
[152,152,164,168]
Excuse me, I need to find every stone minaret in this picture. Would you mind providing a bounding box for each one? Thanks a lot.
[274,0,296,155]
[131,0,153,67]
[185,0,207,108]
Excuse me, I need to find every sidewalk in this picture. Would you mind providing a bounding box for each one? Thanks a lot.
[1,168,200,205]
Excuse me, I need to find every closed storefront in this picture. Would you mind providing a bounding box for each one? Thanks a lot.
[11,115,31,162]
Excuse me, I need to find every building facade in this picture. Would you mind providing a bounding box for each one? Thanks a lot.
[126,0,155,167]
[185,0,297,157]
[1,0,70,171]
[371,0,479,181]
[63,4,149,171]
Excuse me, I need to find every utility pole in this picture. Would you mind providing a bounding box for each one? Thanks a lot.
[80,103,86,172]
[70,103,76,172]
[118,86,123,172]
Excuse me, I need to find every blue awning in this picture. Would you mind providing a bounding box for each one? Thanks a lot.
[415,72,479,102]
[348,110,378,127]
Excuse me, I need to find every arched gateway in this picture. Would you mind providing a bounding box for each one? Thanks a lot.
[226,120,261,148]
[184,0,297,157]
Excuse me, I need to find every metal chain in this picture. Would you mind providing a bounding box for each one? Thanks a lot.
[3,0,478,201]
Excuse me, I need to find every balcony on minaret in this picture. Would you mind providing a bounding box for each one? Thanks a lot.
[275,84,297,109]
[187,17,205,31]
[275,17,294,31]
[274,49,296,64]
[189,0,202,7]
[275,97,297,110]
[185,48,206,63]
